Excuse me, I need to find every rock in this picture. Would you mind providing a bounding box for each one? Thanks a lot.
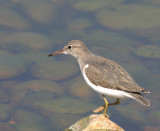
[84,30,134,47]
[22,91,55,107]
[0,90,10,103]
[13,110,48,131]
[96,4,160,30]
[0,32,52,52]
[133,45,160,59]
[31,61,79,81]
[143,0,160,5]
[0,7,30,30]
[19,51,51,65]
[0,104,10,122]
[0,49,11,55]
[149,74,160,99]
[0,55,27,79]
[33,97,97,114]
[68,80,95,101]
[0,80,19,89]
[135,27,160,45]
[72,0,124,12]
[10,79,63,106]
[148,110,160,125]
[66,114,124,131]
[12,80,63,95]
[142,126,160,131]
[115,106,149,124]
[51,113,82,130]
[67,18,93,30]
[0,123,16,131]
[50,30,85,46]
[20,0,57,24]
[121,62,149,82]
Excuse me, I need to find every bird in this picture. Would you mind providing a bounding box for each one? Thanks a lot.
[48,40,150,117]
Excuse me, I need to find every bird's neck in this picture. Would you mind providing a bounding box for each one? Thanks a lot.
[77,51,94,70]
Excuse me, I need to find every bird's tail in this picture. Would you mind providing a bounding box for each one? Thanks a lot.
[130,93,150,106]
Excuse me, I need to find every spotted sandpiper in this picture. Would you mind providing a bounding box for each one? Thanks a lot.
[49,40,150,117]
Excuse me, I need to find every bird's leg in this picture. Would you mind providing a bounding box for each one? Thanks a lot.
[108,98,120,106]
[102,95,109,118]
[93,98,120,113]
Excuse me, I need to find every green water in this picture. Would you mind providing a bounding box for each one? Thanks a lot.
[0,0,159,130]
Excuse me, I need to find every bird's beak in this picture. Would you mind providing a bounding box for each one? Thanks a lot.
[48,49,64,57]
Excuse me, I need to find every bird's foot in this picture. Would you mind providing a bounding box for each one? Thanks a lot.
[108,98,120,106]
[103,112,109,118]
[93,106,109,118]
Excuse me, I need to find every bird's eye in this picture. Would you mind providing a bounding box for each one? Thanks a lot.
[68,45,72,49]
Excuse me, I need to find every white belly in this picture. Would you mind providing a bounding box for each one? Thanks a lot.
[82,64,133,98]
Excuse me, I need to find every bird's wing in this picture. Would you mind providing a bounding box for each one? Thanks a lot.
[85,57,148,93]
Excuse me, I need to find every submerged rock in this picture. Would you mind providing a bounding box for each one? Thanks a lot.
[22,91,55,107]
[20,0,57,24]
[19,51,51,65]
[0,55,27,79]
[12,79,63,95]
[67,18,93,30]
[72,0,123,12]
[68,80,95,101]
[10,79,63,106]
[33,97,97,114]
[134,45,160,59]
[13,110,48,131]
[96,4,160,30]
[115,105,149,124]
[142,126,160,131]
[143,0,160,5]
[135,27,160,45]
[0,90,10,104]
[0,104,10,122]
[51,113,82,130]
[148,110,160,125]
[66,114,125,131]
[0,32,52,52]
[0,123,16,131]
[31,61,79,81]
[0,7,30,30]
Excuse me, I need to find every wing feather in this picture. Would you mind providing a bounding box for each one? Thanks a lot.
[85,56,148,93]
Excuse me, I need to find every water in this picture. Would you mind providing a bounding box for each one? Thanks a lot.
[0,0,159,131]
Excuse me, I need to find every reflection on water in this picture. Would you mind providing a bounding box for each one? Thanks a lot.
[0,0,159,130]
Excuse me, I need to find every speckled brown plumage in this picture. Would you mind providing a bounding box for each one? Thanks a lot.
[84,56,149,93]
[83,55,150,106]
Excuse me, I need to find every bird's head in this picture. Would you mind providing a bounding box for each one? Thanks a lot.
[49,40,89,58]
